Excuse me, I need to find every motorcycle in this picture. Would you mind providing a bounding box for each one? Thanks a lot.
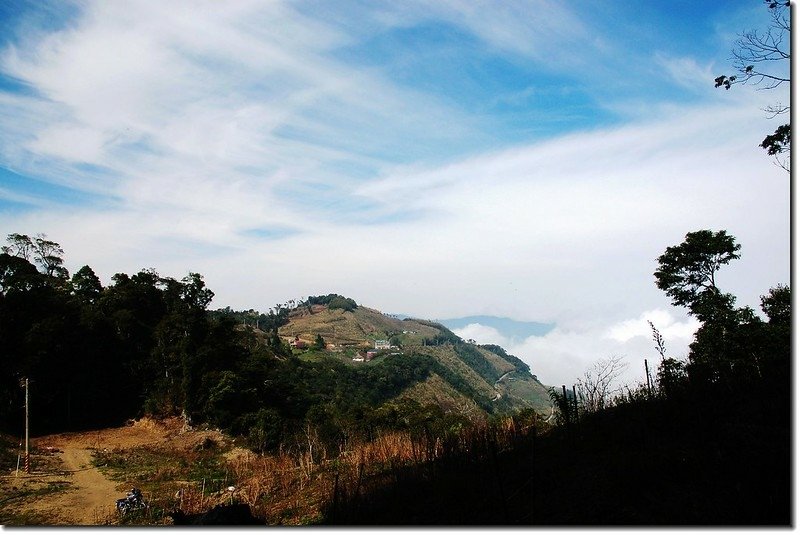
[116,487,147,515]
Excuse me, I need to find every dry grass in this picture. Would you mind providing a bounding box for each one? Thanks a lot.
[220,434,421,524]
[214,412,539,525]
[3,411,540,526]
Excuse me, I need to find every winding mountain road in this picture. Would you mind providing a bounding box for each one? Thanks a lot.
[491,371,514,401]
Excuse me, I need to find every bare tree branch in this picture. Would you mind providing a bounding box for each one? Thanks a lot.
[714,0,790,171]
[576,356,628,414]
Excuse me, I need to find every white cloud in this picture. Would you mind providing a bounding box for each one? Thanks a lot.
[654,55,716,93]
[10,96,783,336]
[453,308,698,389]
[606,309,701,344]
[428,0,593,64]
[451,324,508,346]
[0,0,481,217]
[349,101,788,318]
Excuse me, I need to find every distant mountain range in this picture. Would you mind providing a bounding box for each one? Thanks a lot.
[437,316,555,342]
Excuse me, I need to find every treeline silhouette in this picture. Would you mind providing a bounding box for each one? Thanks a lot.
[0,232,241,432]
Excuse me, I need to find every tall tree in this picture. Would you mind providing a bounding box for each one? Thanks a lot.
[71,265,103,303]
[32,234,69,279]
[2,233,69,280]
[1,233,34,260]
[654,230,741,320]
[654,231,790,388]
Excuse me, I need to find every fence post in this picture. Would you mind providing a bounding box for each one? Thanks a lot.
[331,472,339,523]
[572,384,579,422]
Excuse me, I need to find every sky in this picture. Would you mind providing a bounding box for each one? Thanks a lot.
[0,0,791,388]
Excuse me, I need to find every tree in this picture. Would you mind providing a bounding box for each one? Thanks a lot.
[2,233,69,280]
[0,253,43,294]
[654,230,740,320]
[715,0,790,171]
[757,285,790,382]
[575,355,627,414]
[71,265,103,303]
[180,272,214,311]
[655,230,744,382]
[655,231,790,388]
[313,334,326,351]
[760,284,790,325]
[656,357,688,398]
[32,234,69,279]
[1,233,34,260]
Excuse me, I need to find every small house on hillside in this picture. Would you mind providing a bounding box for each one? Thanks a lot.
[374,340,391,350]
[290,335,307,349]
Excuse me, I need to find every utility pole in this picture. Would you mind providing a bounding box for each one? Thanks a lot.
[22,377,29,473]
[644,359,652,397]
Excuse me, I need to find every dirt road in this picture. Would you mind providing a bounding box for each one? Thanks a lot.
[28,447,121,524]
[2,417,190,525]
[492,371,514,401]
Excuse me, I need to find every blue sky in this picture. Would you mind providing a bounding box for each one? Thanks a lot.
[0,0,790,386]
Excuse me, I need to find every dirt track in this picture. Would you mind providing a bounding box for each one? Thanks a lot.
[2,418,196,525]
[23,447,121,524]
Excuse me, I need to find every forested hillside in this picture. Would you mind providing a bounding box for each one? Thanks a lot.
[0,234,549,456]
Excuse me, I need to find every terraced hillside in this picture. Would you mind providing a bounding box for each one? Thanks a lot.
[278,306,439,348]
[277,304,553,416]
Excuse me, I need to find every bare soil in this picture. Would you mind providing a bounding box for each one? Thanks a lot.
[0,417,226,525]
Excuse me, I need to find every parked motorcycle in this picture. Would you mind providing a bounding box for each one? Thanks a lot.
[116,487,147,515]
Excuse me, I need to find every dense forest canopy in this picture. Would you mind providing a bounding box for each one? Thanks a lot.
[303,294,358,312]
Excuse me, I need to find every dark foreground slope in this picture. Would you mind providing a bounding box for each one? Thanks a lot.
[531,387,790,525]
[322,378,790,526]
